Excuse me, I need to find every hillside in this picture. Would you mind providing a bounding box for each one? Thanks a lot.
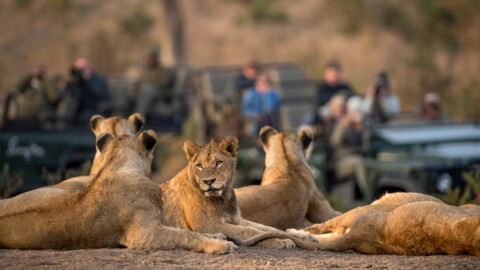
[1,0,479,119]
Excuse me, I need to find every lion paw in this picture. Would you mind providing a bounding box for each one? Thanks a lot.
[257,238,296,249]
[204,240,238,255]
[302,224,325,234]
[203,233,227,240]
[286,228,318,243]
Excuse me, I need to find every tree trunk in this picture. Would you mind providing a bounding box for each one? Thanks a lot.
[160,0,186,65]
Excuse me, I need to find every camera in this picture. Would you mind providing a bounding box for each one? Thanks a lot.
[68,67,85,85]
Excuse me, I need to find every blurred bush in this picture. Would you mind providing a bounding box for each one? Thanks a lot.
[437,166,480,206]
[119,5,155,38]
[235,0,288,25]
[0,163,23,199]
[42,160,92,186]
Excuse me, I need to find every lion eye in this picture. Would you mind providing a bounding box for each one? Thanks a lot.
[216,161,223,167]
[196,163,203,170]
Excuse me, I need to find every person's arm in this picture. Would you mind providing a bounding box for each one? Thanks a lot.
[88,74,111,102]
[17,74,33,94]
[43,79,61,105]
[330,116,350,148]
[241,90,259,117]
[361,87,375,115]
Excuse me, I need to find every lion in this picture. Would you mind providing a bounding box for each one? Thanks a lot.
[301,192,442,237]
[49,113,145,190]
[0,131,237,254]
[304,201,480,255]
[157,136,322,250]
[89,112,145,175]
[235,126,340,230]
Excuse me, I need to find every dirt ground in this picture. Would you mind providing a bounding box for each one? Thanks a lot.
[1,246,479,270]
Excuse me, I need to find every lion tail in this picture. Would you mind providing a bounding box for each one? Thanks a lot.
[233,232,322,250]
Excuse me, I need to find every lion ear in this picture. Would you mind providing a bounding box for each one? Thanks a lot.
[128,113,145,134]
[259,126,278,146]
[140,130,157,151]
[184,140,200,162]
[298,129,313,150]
[96,133,114,154]
[219,136,239,158]
[90,114,105,135]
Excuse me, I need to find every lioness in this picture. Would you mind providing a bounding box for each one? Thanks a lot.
[89,113,145,175]
[302,192,442,236]
[158,136,320,249]
[0,131,236,254]
[308,201,480,255]
[235,126,340,230]
[49,113,145,190]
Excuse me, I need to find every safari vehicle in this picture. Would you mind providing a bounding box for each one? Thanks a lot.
[193,62,315,139]
[193,64,480,208]
[192,62,319,186]
[0,65,191,193]
[365,121,480,198]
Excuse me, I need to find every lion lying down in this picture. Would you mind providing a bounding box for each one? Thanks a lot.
[236,126,339,230]
[0,131,236,254]
[292,193,480,255]
[158,136,321,249]
[302,192,442,236]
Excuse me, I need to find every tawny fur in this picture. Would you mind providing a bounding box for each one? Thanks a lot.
[311,201,480,255]
[0,131,237,254]
[158,137,321,249]
[235,126,340,230]
[304,192,442,236]
[49,113,145,190]
[89,113,145,175]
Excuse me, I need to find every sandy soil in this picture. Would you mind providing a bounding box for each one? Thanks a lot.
[1,246,479,270]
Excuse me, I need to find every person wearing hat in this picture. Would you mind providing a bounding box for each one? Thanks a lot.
[15,65,61,123]
[419,92,448,122]
[133,49,175,118]
[362,70,400,125]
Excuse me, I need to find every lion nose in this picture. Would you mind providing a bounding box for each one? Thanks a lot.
[203,178,216,185]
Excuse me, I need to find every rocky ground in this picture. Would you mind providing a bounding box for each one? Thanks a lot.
[1,246,479,270]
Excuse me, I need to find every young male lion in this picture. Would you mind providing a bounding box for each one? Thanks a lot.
[49,113,145,190]
[235,126,340,230]
[158,136,320,249]
[0,131,236,254]
[307,201,480,255]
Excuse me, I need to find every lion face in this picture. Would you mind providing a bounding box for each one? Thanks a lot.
[183,137,238,197]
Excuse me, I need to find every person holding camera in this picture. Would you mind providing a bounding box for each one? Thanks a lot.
[62,57,111,125]
[15,65,61,123]
[362,71,400,125]
[330,95,369,199]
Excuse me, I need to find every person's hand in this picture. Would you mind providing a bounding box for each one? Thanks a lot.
[340,113,353,128]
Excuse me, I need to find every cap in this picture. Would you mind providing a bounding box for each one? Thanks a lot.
[424,92,440,104]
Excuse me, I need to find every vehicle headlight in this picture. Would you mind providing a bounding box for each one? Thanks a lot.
[436,173,452,193]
